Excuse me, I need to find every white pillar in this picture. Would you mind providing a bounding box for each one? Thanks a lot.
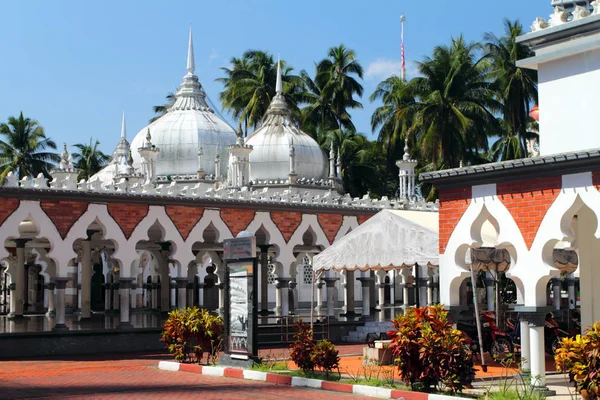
[9,240,26,318]
[520,320,531,372]
[53,277,70,331]
[342,270,355,315]
[552,278,562,311]
[427,280,434,305]
[377,282,385,310]
[485,273,495,312]
[198,283,204,308]
[81,240,92,319]
[388,271,395,306]
[276,278,291,317]
[170,280,176,309]
[176,278,187,309]
[159,251,170,312]
[104,282,111,311]
[130,284,137,309]
[46,282,56,316]
[529,325,546,388]
[218,283,225,317]
[119,278,133,327]
[403,282,410,307]
[358,277,372,317]
[315,282,324,317]
[325,278,336,318]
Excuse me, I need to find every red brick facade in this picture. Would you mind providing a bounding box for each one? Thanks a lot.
[220,209,256,237]
[438,187,472,254]
[270,212,302,242]
[41,201,89,239]
[357,215,371,225]
[107,203,150,239]
[166,206,204,240]
[0,198,19,226]
[317,214,344,244]
[496,177,562,249]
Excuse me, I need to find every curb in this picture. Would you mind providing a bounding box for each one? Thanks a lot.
[157,361,472,400]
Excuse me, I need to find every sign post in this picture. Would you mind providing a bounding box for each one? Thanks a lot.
[219,234,259,368]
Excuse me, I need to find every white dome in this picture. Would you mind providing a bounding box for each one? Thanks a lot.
[245,70,327,182]
[130,29,236,178]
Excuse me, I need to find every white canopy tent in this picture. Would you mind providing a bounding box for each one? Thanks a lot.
[313,209,440,272]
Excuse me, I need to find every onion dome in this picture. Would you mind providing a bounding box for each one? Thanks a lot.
[245,57,328,182]
[129,28,237,178]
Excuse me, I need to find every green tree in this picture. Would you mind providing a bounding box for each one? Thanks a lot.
[150,92,176,123]
[484,19,538,160]
[370,75,416,170]
[0,112,59,181]
[72,138,111,181]
[217,50,306,135]
[314,44,364,131]
[409,36,500,170]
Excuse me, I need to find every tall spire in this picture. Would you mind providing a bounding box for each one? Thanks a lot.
[121,110,126,139]
[275,54,282,95]
[187,27,195,75]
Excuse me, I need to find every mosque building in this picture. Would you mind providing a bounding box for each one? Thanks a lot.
[0,28,438,347]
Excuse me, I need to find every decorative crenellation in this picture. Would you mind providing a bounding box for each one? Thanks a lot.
[6,169,439,212]
[531,1,599,32]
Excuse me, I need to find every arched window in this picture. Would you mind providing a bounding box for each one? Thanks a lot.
[267,256,276,285]
[302,255,313,285]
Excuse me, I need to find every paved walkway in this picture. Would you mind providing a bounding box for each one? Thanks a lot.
[0,353,373,400]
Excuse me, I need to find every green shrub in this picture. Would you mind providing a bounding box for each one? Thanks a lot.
[311,339,340,377]
[289,320,316,372]
[387,304,475,394]
[555,322,600,399]
[161,307,223,364]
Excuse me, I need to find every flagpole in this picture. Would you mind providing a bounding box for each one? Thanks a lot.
[400,14,406,82]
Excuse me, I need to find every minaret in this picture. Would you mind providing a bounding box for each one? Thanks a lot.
[275,54,283,95]
[395,141,418,199]
[197,141,205,179]
[187,27,195,76]
[288,138,297,184]
[329,144,336,180]
[138,128,160,181]
[113,110,134,177]
[214,146,221,179]
[336,148,342,180]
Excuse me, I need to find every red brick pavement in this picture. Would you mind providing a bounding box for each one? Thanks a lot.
[0,353,373,400]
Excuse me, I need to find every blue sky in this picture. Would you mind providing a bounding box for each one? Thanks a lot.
[0,0,550,155]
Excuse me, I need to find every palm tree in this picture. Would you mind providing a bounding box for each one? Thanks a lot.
[217,51,306,135]
[408,36,501,170]
[72,138,111,181]
[370,75,416,170]
[314,45,364,131]
[150,92,176,123]
[300,69,341,138]
[484,19,538,159]
[0,112,59,181]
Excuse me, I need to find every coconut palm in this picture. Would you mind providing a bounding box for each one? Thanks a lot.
[314,45,364,131]
[409,36,501,170]
[150,92,176,123]
[370,75,416,170]
[300,69,342,138]
[217,50,306,135]
[0,112,59,181]
[72,138,111,181]
[484,19,538,158]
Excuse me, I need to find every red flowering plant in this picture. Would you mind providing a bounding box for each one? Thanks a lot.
[387,305,475,393]
[311,339,340,378]
[289,320,316,372]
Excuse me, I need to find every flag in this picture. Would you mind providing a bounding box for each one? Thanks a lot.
[401,42,405,71]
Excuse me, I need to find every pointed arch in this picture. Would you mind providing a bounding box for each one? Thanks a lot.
[286,214,330,253]
[334,215,359,242]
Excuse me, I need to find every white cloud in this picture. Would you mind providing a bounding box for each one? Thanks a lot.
[365,58,419,81]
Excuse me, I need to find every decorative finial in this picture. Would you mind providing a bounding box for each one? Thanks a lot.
[187,27,195,74]
[275,54,282,95]
[403,141,410,161]
[128,149,134,166]
[146,128,152,145]
[121,110,126,139]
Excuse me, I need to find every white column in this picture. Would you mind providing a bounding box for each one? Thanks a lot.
[218,283,225,317]
[325,278,337,318]
[53,278,70,331]
[520,320,531,372]
[315,282,324,317]
[485,273,495,312]
[276,278,291,317]
[403,282,410,307]
[342,270,355,315]
[9,240,26,318]
[45,282,56,316]
[130,284,137,309]
[529,325,546,388]
[81,240,92,319]
[170,280,176,308]
[104,282,111,311]
[119,278,133,327]
[198,283,204,308]
[176,278,187,309]
[358,277,372,317]
[388,271,395,306]
[427,280,434,305]
[159,251,170,312]
[552,278,562,311]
